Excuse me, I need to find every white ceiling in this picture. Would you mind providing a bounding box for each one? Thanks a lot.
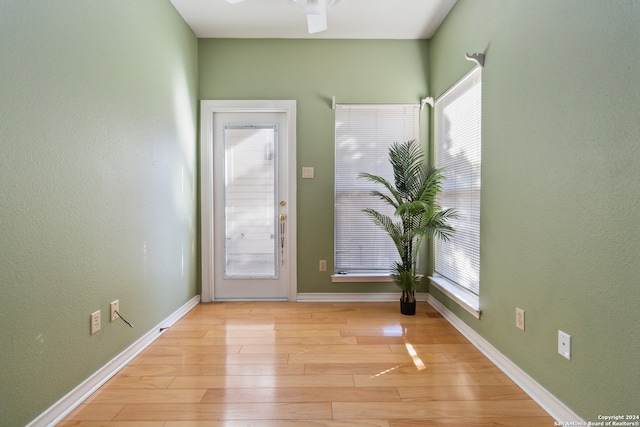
[170,0,458,40]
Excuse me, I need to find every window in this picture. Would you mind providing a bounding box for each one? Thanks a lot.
[334,104,420,279]
[432,67,482,314]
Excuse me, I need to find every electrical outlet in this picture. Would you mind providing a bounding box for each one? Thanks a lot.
[319,259,327,271]
[110,300,119,322]
[90,310,101,335]
[558,330,572,360]
[516,307,525,331]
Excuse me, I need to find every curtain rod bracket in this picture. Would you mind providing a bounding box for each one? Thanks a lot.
[331,96,336,110]
[465,52,485,67]
[420,97,434,110]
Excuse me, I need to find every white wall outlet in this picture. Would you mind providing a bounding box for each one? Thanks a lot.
[90,310,101,335]
[319,259,327,271]
[110,300,119,322]
[516,307,525,331]
[558,330,572,360]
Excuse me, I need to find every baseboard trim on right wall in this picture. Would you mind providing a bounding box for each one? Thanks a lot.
[426,294,583,424]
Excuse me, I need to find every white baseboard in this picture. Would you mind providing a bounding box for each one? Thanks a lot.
[426,294,583,423]
[29,293,581,425]
[27,294,201,427]
[296,292,429,302]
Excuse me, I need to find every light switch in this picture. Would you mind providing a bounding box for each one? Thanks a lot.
[302,167,314,179]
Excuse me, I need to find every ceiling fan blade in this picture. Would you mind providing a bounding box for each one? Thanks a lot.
[228,0,332,34]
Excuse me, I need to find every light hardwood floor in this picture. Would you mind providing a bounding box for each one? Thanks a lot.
[59,301,556,426]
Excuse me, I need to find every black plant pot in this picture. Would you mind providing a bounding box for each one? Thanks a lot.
[400,299,416,316]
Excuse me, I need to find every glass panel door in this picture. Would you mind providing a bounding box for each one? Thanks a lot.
[212,111,290,300]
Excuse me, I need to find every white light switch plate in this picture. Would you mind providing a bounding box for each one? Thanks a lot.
[302,167,314,179]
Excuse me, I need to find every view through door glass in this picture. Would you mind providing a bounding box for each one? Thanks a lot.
[224,125,277,278]
[213,112,289,300]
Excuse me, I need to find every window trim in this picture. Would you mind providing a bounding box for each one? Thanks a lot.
[428,275,481,318]
[331,272,394,283]
[431,66,482,314]
[333,103,420,278]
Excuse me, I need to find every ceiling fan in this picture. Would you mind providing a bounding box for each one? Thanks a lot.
[225,0,339,34]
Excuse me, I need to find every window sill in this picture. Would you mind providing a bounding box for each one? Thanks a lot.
[331,273,394,283]
[428,275,481,319]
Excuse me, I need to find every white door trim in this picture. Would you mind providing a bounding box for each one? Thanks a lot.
[200,100,297,302]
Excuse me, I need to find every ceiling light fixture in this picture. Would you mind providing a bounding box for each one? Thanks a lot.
[291,0,338,33]
[304,0,328,34]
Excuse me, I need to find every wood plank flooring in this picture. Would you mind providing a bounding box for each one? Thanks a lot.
[59,301,556,426]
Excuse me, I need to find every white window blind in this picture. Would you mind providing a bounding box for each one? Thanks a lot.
[334,104,419,273]
[434,67,482,295]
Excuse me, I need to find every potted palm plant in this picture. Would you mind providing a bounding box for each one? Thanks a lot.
[359,140,457,315]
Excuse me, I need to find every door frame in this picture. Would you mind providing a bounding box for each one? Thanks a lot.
[200,100,297,302]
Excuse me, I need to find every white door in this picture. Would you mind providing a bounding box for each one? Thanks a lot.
[200,101,297,302]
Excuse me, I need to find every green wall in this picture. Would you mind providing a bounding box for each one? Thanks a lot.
[429,0,640,420]
[4,1,638,424]
[199,39,431,294]
[0,1,199,426]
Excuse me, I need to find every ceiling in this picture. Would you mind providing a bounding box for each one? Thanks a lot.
[169,0,458,40]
